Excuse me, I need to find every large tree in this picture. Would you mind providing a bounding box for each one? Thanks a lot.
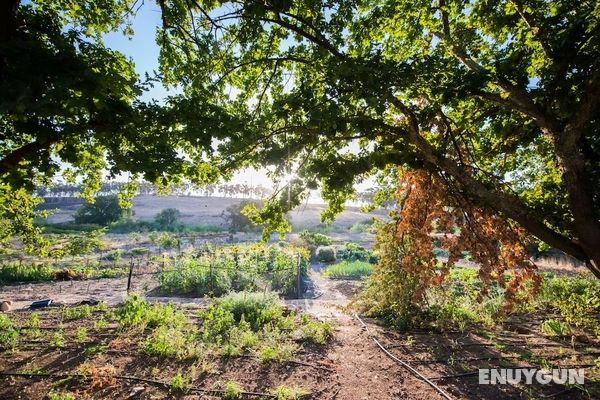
[2,0,600,278]
[0,0,235,248]
[150,0,600,276]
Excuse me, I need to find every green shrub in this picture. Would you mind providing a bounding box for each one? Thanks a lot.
[537,275,600,326]
[48,393,76,400]
[299,230,332,246]
[323,260,373,279]
[336,243,377,263]
[74,195,129,226]
[222,380,243,400]
[115,294,187,329]
[0,263,55,283]
[159,257,231,296]
[157,232,180,249]
[140,325,200,359]
[300,318,334,345]
[199,292,282,339]
[315,246,336,263]
[270,385,308,400]
[65,230,105,256]
[155,208,182,228]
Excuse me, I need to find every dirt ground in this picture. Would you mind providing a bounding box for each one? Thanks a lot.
[2,260,598,399]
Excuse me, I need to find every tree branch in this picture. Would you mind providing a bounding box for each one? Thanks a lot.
[387,96,590,264]
[0,138,58,176]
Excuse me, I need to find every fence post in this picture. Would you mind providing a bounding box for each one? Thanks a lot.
[296,253,302,299]
[126,258,134,293]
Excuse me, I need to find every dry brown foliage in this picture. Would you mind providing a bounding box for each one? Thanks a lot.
[363,168,541,321]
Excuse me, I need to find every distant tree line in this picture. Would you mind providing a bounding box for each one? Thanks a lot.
[35,182,275,200]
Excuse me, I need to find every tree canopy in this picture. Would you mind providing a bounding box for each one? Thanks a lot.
[2,0,600,277]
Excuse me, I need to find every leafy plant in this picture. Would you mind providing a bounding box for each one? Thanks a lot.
[48,393,76,400]
[50,330,65,349]
[315,246,336,263]
[299,230,332,246]
[75,327,88,343]
[0,263,55,283]
[140,325,200,359]
[169,373,190,393]
[0,314,19,350]
[270,385,309,400]
[158,244,308,297]
[64,305,93,320]
[540,319,572,337]
[222,380,243,400]
[155,208,182,228]
[336,243,377,264]
[74,196,129,226]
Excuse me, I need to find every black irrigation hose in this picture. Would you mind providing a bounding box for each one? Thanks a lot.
[0,371,314,399]
[354,314,455,400]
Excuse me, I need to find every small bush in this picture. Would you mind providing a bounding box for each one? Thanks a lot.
[141,325,200,359]
[115,294,187,329]
[336,243,377,264]
[155,208,182,228]
[65,230,105,256]
[158,244,308,297]
[299,230,332,246]
[270,385,309,400]
[315,246,336,263]
[48,393,76,400]
[200,292,282,339]
[157,232,180,249]
[301,318,334,345]
[74,195,129,226]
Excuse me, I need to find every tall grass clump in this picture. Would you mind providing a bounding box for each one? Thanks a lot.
[323,260,373,279]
